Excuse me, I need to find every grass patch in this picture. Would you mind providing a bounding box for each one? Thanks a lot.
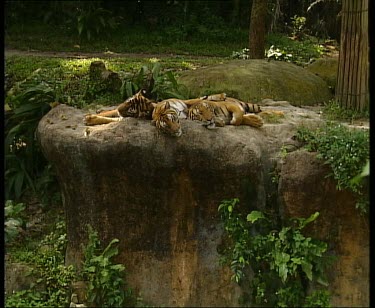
[6,22,247,57]
[260,111,285,124]
[5,55,228,108]
[322,100,370,122]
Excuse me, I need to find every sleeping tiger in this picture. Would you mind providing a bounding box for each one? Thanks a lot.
[84,90,213,136]
[186,96,264,128]
[151,98,215,137]
[84,89,155,126]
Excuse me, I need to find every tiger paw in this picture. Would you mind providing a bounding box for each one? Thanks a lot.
[243,114,264,128]
[84,114,98,126]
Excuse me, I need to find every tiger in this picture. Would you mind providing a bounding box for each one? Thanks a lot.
[151,98,215,137]
[186,96,264,128]
[84,89,155,126]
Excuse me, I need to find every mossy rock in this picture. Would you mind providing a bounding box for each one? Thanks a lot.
[178,59,333,106]
[305,57,338,90]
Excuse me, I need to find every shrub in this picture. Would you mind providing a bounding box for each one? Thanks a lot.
[121,62,189,101]
[5,221,76,308]
[5,78,56,201]
[218,198,333,307]
[296,122,369,214]
[5,200,26,244]
[80,225,132,307]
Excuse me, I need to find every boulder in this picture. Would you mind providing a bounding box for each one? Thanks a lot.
[278,150,369,307]
[177,59,333,106]
[5,261,38,295]
[305,57,338,91]
[89,61,122,92]
[36,102,368,306]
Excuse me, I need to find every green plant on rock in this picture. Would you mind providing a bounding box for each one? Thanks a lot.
[81,225,131,307]
[121,62,189,101]
[218,198,333,307]
[296,122,369,214]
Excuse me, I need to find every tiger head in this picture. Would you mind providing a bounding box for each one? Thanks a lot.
[152,102,182,137]
[186,102,217,129]
[117,89,155,118]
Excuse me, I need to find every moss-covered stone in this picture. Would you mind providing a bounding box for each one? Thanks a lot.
[178,59,333,106]
[305,57,338,90]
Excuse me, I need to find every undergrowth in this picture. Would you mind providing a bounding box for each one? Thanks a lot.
[5,222,134,308]
[296,122,369,214]
[218,198,333,307]
[322,100,370,122]
[5,221,76,307]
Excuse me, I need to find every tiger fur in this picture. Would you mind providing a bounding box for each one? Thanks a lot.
[186,95,264,128]
[151,98,215,137]
[84,89,155,126]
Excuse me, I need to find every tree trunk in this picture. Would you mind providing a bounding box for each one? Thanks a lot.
[335,0,369,111]
[248,0,267,59]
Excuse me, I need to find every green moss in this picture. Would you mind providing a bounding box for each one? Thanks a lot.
[178,60,333,105]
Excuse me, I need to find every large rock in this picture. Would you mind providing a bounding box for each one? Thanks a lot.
[178,59,333,106]
[36,102,368,306]
[278,150,369,307]
[305,57,338,91]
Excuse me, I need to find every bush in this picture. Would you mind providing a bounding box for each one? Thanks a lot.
[5,200,26,244]
[218,198,333,307]
[80,225,132,307]
[296,122,369,214]
[5,77,56,201]
[121,61,189,101]
[5,221,76,308]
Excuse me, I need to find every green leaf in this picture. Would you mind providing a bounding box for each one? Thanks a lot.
[301,260,313,281]
[302,212,319,228]
[247,211,265,223]
[291,257,302,265]
[350,160,369,184]
[78,23,84,36]
[14,171,25,199]
[316,276,329,287]
[86,266,96,273]
[125,82,133,97]
[279,263,288,283]
[151,63,161,78]
[101,238,120,257]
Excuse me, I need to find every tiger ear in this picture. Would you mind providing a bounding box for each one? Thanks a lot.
[165,101,170,109]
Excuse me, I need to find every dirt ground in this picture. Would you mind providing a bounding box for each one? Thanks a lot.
[4,48,214,59]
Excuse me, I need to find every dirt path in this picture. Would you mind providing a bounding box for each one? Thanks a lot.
[4,48,214,59]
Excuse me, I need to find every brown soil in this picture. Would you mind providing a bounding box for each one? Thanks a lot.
[4,48,215,59]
